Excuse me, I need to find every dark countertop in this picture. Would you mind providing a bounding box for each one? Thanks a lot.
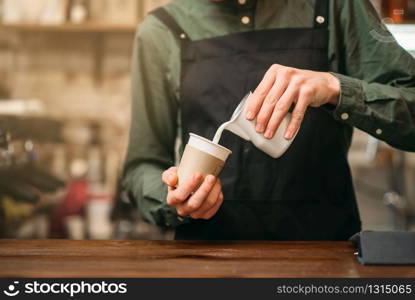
[0,239,414,278]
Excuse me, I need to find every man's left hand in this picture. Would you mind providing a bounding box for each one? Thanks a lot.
[245,64,340,140]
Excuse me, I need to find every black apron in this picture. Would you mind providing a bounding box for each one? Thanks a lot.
[152,0,361,240]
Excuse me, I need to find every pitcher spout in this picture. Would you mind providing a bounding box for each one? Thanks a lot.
[225,122,251,141]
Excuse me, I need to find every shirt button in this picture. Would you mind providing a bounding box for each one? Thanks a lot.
[341,113,349,120]
[376,128,383,135]
[180,33,187,39]
[238,0,247,4]
[316,16,325,24]
[241,16,250,25]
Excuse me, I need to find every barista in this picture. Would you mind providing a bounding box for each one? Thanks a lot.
[123,0,415,240]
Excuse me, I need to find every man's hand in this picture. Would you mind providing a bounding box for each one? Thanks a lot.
[245,64,340,140]
[162,167,224,220]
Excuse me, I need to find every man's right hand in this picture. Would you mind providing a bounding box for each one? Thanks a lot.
[162,167,224,220]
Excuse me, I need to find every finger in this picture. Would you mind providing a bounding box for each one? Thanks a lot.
[201,192,224,220]
[263,82,298,139]
[245,65,278,120]
[177,175,216,216]
[185,178,221,215]
[162,167,179,187]
[284,88,311,140]
[190,179,222,218]
[167,173,203,206]
[255,74,289,133]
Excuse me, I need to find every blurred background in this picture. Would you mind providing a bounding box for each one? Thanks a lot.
[0,0,414,240]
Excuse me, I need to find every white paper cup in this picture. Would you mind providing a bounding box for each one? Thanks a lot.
[177,133,232,185]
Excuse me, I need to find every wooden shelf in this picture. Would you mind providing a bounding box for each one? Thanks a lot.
[0,23,136,33]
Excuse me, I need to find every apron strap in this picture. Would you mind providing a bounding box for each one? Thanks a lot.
[314,0,329,28]
[150,7,191,41]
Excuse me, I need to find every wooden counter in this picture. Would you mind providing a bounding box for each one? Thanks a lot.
[0,239,414,278]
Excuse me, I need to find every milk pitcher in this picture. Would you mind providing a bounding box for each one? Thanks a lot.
[217,92,297,158]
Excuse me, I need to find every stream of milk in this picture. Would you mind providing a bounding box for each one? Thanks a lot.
[212,121,232,144]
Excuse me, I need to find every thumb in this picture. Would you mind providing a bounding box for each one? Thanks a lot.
[162,167,178,187]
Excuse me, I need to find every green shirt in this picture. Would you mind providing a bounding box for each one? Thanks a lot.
[123,0,415,228]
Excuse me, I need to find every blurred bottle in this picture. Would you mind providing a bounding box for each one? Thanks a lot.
[384,0,407,24]
[69,0,88,24]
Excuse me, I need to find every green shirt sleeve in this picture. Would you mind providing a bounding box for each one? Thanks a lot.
[331,0,415,151]
[122,15,182,228]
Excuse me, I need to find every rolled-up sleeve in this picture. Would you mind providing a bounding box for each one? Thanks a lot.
[331,0,415,151]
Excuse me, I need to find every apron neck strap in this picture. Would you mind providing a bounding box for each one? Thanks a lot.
[150,7,191,41]
[313,0,329,29]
